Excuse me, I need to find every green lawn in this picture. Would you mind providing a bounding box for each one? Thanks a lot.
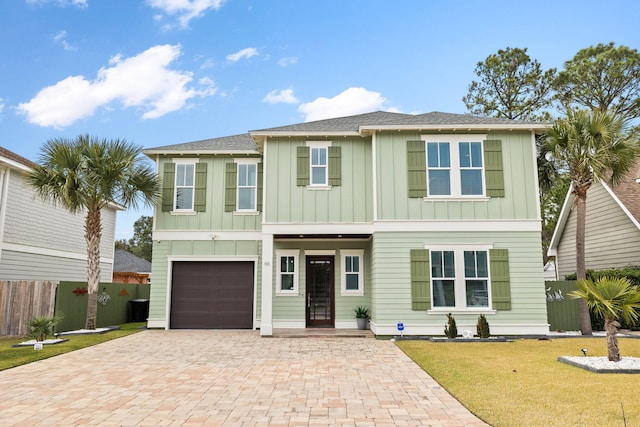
[397,338,640,427]
[0,322,145,371]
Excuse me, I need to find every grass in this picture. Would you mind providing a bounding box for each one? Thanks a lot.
[0,322,145,372]
[397,337,640,427]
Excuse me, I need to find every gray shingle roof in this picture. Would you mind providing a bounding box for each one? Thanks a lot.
[252,111,543,133]
[144,133,258,153]
[114,249,152,273]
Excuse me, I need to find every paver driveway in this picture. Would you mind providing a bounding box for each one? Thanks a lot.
[0,330,488,426]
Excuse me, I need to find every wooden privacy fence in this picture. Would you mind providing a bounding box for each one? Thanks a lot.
[0,280,58,336]
[546,280,580,332]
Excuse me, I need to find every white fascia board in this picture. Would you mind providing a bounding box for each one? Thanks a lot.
[142,149,261,156]
[547,184,574,256]
[373,219,541,233]
[0,158,32,172]
[262,223,373,235]
[359,124,549,132]
[153,230,262,241]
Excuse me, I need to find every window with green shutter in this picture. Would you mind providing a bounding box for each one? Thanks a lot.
[298,143,341,187]
[161,160,205,212]
[409,136,505,198]
[226,161,262,212]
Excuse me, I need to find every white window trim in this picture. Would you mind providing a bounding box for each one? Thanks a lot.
[422,134,487,198]
[276,250,299,296]
[171,158,199,212]
[424,244,493,312]
[234,158,260,212]
[341,249,364,296]
[306,141,332,187]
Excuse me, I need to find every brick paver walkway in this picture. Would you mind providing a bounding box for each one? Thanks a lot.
[0,330,488,426]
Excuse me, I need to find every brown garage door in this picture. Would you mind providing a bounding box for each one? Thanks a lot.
[170,261,254,329]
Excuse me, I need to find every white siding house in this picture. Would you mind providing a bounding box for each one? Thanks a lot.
[0,147,117,282]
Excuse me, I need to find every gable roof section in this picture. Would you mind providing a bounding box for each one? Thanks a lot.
[143,133,260,155]
[251,111,546,136]
[547,162,640,256]
[143,111,548,155]
[114,249,151,273]
[0,146,37,171]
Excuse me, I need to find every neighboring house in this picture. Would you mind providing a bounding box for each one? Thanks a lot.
[144,111,549,336]
[543,260,557,281]
[0,147,117,282]
[548,161,640,280]
[113,249,151,284]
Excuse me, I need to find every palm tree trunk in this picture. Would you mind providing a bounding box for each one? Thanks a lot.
[605,317,621,362]
[84,206,102,330]
[574,191,593,335]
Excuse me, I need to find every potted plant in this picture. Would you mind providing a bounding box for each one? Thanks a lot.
[354,306,369,330]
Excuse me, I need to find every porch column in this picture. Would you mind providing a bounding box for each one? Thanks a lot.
[260,232,273,336]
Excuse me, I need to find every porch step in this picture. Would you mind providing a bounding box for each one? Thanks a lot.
[270,328,374,338]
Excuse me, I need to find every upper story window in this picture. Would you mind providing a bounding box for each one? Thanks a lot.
[423,135,487,197]
[310,146,328,186]
[341,249,364,296]
[175,162,195,210]
[237,162,257,211]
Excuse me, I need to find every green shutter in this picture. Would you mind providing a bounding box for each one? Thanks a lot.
[194,162,207,212]
[297,146,310,186]
[484,140,504,197]
[410,249,431,310]
[328,146,341,186]
[490,248,511,310]
[225,162,237,212]
[407,140,427,198]
[257,162,263,212]
[161,162,175,212]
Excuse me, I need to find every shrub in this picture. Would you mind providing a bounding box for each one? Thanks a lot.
[28,313,64,342]
[476,314,490,338]
[444,313,458,338]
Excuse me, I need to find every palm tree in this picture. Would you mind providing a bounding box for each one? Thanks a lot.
[28,135,160,329]
[570,276,640,361]
[544,109,639,335]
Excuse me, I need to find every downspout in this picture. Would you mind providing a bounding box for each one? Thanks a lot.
[372,131,378,222]
[0,168,9,263]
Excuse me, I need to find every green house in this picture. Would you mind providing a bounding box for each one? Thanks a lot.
[143,111,549,336]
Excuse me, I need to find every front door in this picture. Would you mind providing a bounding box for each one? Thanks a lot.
[306,256,334,327]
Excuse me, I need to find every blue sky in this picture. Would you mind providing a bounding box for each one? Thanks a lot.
[1,0,639,239]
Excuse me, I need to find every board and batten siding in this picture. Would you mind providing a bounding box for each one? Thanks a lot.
[155,156,262,232]
[369,231,548,335]
[556,184,640,279]
[271,240,371,326]
[264,137,373,224]
[376,131,539,221]
[147,239,262,328]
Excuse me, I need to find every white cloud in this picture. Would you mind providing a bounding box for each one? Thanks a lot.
[0,98,4,115]
[147,0,224,29]
[298,87,390,122]
[17,44,216,128]
[226,47,258,62]
[26,0,87,7]
[277,57,297,67]
[53,30,77,51]
[262,89,299,105]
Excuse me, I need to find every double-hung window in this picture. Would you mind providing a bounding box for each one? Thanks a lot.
[174,162,195,210]
[341,250,364,295]
[237,162,257,211]
[430,247,490,310]
[310,146,328,186]
[423,135,487,197]
[276,250,299,295]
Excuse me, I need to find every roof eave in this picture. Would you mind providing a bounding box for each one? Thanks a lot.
[250,131,361,138]
[359,124,550,132]
[143,149,261,156]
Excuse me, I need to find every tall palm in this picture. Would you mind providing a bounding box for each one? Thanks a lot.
[28,135,160,329]
[570,276,640,361]
[544,109,639,335]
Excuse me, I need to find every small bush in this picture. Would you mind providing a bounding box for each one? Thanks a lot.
[354,306,369,319]
[476,314,490,338]
[28,313,64,342]
[444,313,458,338]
